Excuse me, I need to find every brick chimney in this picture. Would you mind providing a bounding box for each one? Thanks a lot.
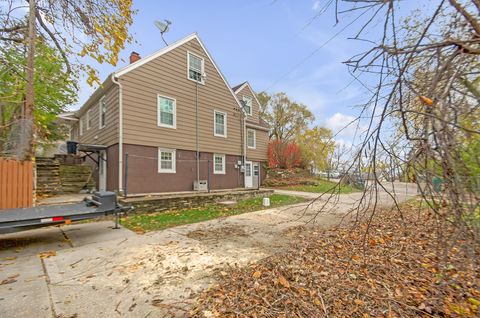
[129,51,141,64]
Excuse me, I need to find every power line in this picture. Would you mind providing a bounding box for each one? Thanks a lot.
[264,6,373,92]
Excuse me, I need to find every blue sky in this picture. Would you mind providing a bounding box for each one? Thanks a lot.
[75,0,415,144]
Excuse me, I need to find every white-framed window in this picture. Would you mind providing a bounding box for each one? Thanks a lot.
[86,109,93,130]
[214,110,227,137]
[213,154,226,174]
[247,129,256,149]
[158,148,176,173]
[79,117,84,136]
[187,52,205,83]
[99,97,107,129]
[242,96,252,116]
[157,95,176,129]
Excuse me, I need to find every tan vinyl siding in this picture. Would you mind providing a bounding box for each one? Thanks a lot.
[247,128,268,161]
[120,38,243,155]
[70,124,79,141]
[236,85,260,124]
[74,85,119,146]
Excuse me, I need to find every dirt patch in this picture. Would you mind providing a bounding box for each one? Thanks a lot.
[186,225,249,241]
[192,203,480,317]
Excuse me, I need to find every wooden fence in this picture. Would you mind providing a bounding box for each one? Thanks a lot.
[0,158,33,209]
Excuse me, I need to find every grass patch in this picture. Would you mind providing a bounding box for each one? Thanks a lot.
[122,194,305,233]
[279,179,359,194]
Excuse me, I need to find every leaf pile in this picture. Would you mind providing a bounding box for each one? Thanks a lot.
[191,203,480,317]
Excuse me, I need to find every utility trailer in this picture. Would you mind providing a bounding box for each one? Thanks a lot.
[0,191,129,234]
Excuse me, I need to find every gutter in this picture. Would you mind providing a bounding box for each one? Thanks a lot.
[57,115,79,122]
[245,122,269,132]
[243,114,247,166]
[111,74,123,193]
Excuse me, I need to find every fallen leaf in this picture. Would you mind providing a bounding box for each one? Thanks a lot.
[354,299,364,306]
[394,288,403,297]
[468,298,480,306]
[252,271,261,279]
[0,274,19,285]
[278,275,290,288]
[39,251,56,259]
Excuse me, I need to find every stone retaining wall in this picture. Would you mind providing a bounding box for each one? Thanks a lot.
[122,189,274,214]
[36,157,60,196]
[36,156,96,196]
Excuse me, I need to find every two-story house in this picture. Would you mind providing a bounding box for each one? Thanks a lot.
[67,33,269,195]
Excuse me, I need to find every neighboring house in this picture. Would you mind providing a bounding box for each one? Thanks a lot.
[65,33,269,195]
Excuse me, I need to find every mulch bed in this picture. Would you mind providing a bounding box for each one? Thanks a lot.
[190,202,480,317]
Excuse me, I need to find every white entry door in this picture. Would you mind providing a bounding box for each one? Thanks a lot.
[245,161,253,188]
[98,150,107,191]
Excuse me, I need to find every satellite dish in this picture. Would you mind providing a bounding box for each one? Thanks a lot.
[154,19,172,46]
[154,19,171,34]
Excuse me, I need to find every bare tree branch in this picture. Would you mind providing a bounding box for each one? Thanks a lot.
[34,10,71,74]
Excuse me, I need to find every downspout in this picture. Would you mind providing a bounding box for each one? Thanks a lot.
[239,103,247,187]
[111,74,123,193]
[243,113,246,166]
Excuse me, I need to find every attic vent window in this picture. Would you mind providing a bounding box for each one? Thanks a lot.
[242,96,252,116]
[188,52,204,83]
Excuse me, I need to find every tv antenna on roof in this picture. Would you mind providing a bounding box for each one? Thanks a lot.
[154,19,172,46]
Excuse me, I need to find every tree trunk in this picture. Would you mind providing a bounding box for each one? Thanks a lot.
[24,0,36,160]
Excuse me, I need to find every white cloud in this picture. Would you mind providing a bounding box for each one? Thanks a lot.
[325,112,362,139]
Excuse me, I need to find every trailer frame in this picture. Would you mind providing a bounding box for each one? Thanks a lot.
[0,192,129,234]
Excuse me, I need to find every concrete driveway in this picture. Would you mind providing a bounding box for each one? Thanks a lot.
[0,184,417,317]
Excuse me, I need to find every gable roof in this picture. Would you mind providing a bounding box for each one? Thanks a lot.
[232,81,247,92]
[114,33,198,77]
[74,75,114,117]
[74,33,247,118]
[113,33,243,110]
[232,81,262,110]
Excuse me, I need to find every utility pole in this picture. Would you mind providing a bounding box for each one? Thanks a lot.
[24,0,36,160]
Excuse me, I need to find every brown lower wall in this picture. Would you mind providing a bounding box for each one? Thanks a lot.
[122,144,244,194]
[107,144,119,191]
[103,143,266,194]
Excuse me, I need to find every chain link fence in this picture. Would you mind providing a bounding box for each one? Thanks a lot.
[0,117,34,159]
[123,153,252,196]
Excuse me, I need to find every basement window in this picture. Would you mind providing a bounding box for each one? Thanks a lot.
[158,148,176,173]
[214,154,226,174]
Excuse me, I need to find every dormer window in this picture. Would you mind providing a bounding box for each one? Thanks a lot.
[242,96,252,116]
[188,52,204,83]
